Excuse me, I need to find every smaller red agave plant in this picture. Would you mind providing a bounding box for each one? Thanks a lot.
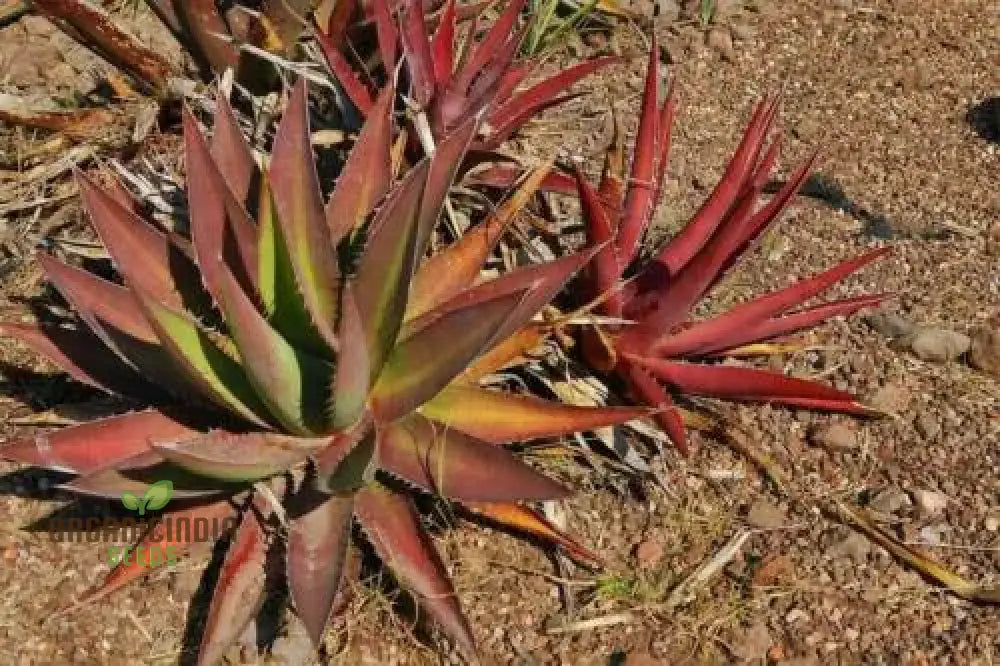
[0,80,645,662]
[318,0,619,150]
[565,43,891,453]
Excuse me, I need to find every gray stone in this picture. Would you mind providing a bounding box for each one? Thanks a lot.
[910,489,948,517]
[870,488,911,514]
[864,312,914,338]
[826,532,870,563]
[903,328,971,363]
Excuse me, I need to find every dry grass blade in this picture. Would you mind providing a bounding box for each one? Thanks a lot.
[830,501,1000,604]
[665,530,751,608]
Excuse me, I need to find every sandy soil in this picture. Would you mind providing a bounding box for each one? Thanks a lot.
[0,1,999,664]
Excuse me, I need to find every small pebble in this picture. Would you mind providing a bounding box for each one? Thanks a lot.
[809,422,858,451]
[747,500,786,528]
[869,488,911,514]
[910,489,948,517]
[969,326,1000,377]
[826,532,870,563]
[900,328,970,363]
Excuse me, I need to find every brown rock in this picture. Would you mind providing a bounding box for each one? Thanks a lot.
[752,554,795,586]
[747,500,785,528]
[635,538,665,569]
[826,532,870,563]
[910,489,948,517]
[900,327,970,362]
[730,22,757,41]
[867,383,911,414]
[987,220,1000,256]
[729,622,772,661]
[21,15,55,38]
[969,326,1000,377]
[809,422,858,451]
[706,26,735,61]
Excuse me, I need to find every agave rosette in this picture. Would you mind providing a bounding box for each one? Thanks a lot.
[0,81,645,661]
[547,44,889,453]
[318,0,619,150]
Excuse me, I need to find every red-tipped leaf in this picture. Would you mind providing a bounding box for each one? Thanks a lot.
[378,415,570,501]
[419,384,648,444]
[355,483,475,656]
[288,492,355,648]
[1,409,195,474]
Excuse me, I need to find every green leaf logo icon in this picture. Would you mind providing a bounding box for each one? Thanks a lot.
[121,492,140,511]
[121,480,173,515]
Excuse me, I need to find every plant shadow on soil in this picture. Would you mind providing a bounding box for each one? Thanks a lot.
[966,97,1000,144]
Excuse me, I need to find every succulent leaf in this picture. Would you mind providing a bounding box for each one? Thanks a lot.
[420,384,648,444]
[152,432,326,483]
[269,81,342,353]
[377,414,570,501]
[198,509,269,666]
[371,290,526,421]
[287,492,355,647]
[355,483,475,657]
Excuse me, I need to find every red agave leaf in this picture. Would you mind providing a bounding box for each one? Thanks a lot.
[400,0,435,108]
[701,293,890,357]
[413,114,478,261]
[419,384,648,444]
[615,39,660,265]
[626,354,875,415]
[643,248,890,357]
[330,286,370,430]
[315,24,375,116]
[371,291,525,422]
[451,0,526,95]
[325,83,394,242]
[152,432,326,483]
[269,80,342,352]
[63,450,234,500]
[653,96,778,275]
[353,161,430,379]
[198,509,269,666]
[214,267,330,434]
[484,57,621,148]
[0,321,156,399]
[378,414,570,501]
[430,0,456,89]
[210,95,258,208]
[288,492,355,647]
[577,171,624,316]
[406,163,550,318]
[183,107,259,302]
[1,409,196,474]
[369,0,398,73]
[620,359,688,454]
[355,483,475,656]
[403,249,594,346]
[462,501,601,566]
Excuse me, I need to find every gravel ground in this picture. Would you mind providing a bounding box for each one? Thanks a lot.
[0,1,999,664]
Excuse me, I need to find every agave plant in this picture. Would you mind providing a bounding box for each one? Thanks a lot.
[546,44,889,453]
[0,80,646,662]
[319,0,619,151]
